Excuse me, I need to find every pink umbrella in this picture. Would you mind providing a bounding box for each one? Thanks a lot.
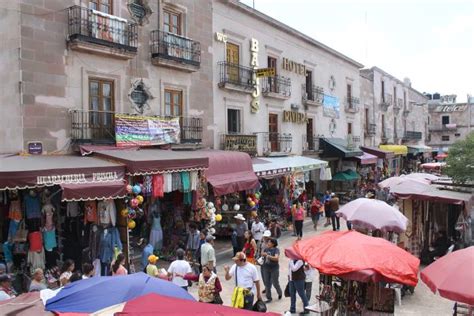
[379,175,429,189]
[421,162,446,170]
[405,173,439,181]
[336,198,408,233]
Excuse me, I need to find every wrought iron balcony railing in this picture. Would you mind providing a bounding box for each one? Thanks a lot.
[218,62,254,90]
[380,93,392,111]
[67,5,138,52]
[150,30,201,66]
[302,84,324,104]
[221,134,257,156]
[428,124,458,132]
[403,131,422,141]
[179,116,203,144]
[344,97,360,113]
[261,75,291,98]
[260,132,292,154]
[302,134,321,151]
[365,123,376,136]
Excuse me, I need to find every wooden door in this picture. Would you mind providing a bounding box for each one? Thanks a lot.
[269,113,279,152]
[306,118,314,150]
[226,43,240,83]
[267,56,277,92]
[89,78,114,140]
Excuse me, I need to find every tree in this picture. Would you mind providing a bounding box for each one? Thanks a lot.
[444,132,474,183]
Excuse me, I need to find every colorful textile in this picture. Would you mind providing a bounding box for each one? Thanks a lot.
[84,201,97,224]
[24,195,41,219]
[164,173,173,193]
[8,200,22,221]
[144,176,153,197]
[181,172,190,193]
[172,173,182,192]
[152,175,164,198]
[43,229,57,251]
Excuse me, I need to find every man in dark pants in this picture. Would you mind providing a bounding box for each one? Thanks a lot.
[329,193,340,231]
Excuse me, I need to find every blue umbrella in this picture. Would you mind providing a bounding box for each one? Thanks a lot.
[45,272,194,313]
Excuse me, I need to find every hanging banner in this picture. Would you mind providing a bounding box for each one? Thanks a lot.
[323,94,340,119]
[115,114,180,147]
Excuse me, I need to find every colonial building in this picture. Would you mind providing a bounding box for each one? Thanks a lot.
[0,0,213,154]
[211,0,364,157]
[426,94,474,152]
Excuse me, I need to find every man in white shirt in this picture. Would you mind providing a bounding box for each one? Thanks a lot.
[224,252,262,310]
[200,235,216,271]
[168,248,192,291]
[251,217,265,257]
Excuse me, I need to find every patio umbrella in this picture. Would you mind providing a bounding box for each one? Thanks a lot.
[45,273,194,314]
[420,162,446,170]
[435,152,448,160]
[336,198,408,232]
[292,230,420,286]
[421,247,474,305]
[332,169,360,181]
[404,172,439,181]
[378,175,429,189]
[0,292,54,316]
[112,293,281,316]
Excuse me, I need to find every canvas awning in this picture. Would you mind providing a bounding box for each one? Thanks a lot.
[252,156,327,178]
[0,155,126,190]
[96,149,209,176]
[360,146,395,159]
[61,181,128,202]
[379,145,408,156]
[391,182,473,205]
[354,152,378,165]
[407,145,432,154]
[198,150,259,196]
[319,138,363,158]
[332,170,360,181]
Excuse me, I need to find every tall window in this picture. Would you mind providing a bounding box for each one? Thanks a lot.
[267,56,277,93]
[347,122,353,135]
[89,0,113,14]
[227,109,241,134]
[442,116,450,125]
[393,86,397,104]
[347,84,353,108]
[365,108,369,132]
[403,91,407,108]
[381,80,385,101]
[163,9,181,35]
[305,70,313,100]
[381,114,385,136]
[226,42,240,83]
[89,78,114,138]
[164,89,182,117]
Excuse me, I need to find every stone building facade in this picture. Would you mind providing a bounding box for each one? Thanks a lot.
[0,0,213,154]
[360,67,429,148]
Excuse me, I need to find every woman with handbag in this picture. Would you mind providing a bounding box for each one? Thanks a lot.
[242,230,257,265]
[184,265,223,304]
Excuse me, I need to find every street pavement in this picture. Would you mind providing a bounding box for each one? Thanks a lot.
[186,218,454,315]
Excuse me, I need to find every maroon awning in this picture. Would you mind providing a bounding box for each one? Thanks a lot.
[360,146,395,159]
[95,149,209,175]
[0,155,125,190]
[61,181,127,202]
[199,150,259,196]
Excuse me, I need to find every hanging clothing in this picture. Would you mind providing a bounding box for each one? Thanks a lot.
[149,215,163,251]
[172,173,182,192]
[97,200,117,227]
[42,204,55,231]
[183,192,192,205]
[8,200,22,221]
[27,248,45,273]
[43,229,57,251]
[144,176,153,197]
[24,194,41,219]
[66,201,80,217]
[89,225,102,260]
[84,201,97,224]
[181,172,190,193]
[164,173,173,193]
[190,171,199,191]
[152,175,164,198]
[98,227,122,264]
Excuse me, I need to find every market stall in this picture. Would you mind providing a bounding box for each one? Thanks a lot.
[360,146,395,182]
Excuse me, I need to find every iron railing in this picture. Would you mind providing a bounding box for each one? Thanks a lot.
[262,132,292,154]
[221,134,257,156]
[302,84,324,104]
[150,30,201,66]
[344,97,360,112]
[365,123,376,136]
[302,134,320,151]
[218,62,254,90]
[179,116,203,144]
[261,75,291,97]
[380,93,392,111]
[403,131,422,141]
[352,135,361,143]
[428,124,458,132]
[67,5,138,51]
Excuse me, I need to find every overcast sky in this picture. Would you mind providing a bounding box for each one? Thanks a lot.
[240,0,473,102]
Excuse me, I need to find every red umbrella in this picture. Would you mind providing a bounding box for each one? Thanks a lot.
[292,230,420,286]
[435,152,448,160]
[114,293,281,316]
[421,247,474,305]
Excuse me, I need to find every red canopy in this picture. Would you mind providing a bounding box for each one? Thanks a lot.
[115,293,280,316]
[421,247,474,305]
[60,181,127,202]
[292,230,420,286]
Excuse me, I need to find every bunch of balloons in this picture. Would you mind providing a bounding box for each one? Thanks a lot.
[123,183,145,229]
[246,192,260,210]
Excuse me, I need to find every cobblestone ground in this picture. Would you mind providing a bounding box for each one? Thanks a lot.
[187,218,454,315]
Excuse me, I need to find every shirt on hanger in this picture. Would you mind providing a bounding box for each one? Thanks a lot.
[84,201,98,223]
[66,202,80,217]
[24,195,41,219]
[42,204,55,231]
[8,200,22,221]
[152,175,164,198]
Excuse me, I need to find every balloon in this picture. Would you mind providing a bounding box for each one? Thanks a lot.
[121,209,129,218]
[128,220,136,229]
[130,198,139,208]
[209,228,216,235]
[132,185,141,194]
[255,192,261,199]
[234,204,240,211]
[126,185,133,193]
[251,211,258,218]
[208,202,214,209]
[249,201,256,207]
[215,214,222,222]
[128,209,136,219]
[247,197,253,203]
[136,195,144,204]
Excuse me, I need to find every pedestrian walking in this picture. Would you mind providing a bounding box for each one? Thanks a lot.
[111,253,128,276]
[293,201,305,240]
[259,230,272,295]
[186,223,200,261]
[201,235,216,271]
[287,259,309,314]
[168,248,192,291]
[185,265,223,304]
[329,193,340,231]
[224,252,262,310]
[251,217,265,257]
[323,190,332,227]
[260,238,282,303]
[242,230,258,265]
[304,264,315,303]
[310,197,323,231]
[234,214,248,251]
[196,229,207,272]
[269,220,281,239]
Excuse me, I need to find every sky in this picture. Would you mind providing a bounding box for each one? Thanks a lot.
[240,0,473,102]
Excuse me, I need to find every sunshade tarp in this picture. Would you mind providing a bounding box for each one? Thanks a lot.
[391,182,473,205]
[60,181,127,202]
[0,292,53,316]
[114,293,281,316]
[96,149,208,175]
[319,138,363,158]
[0,155,125,190]
[360,146,395,159]
[45,273,194,313]
[407,144,432,154]
[200,150,259,196]
[354,152,378,165]
[379,145,408,156]
[252,156,327,177]
[332,169,360,181]
[421,162,446,170]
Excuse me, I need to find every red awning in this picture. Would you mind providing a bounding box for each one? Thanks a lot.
[95,149,209,175]
[61,181,127,202]
[0,155,125,190]
[199,150,259,196]
[79,145,139,156]
[360,146,395,159]
[354,152,378,165]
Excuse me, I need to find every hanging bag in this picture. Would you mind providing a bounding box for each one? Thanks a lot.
[13,220,28,243]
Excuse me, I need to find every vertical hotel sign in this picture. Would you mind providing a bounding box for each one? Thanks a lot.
[250,38,260,113]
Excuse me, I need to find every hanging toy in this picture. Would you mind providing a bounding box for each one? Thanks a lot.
[249,201,256,208]
[215,214,223,222]
[121,209,129,218]
[136,195,144,205]
[130,198,139,208]
[126,185,133,193]
[128,209,137,219]
[207,202,214,209]
[132,185,141,195]
[128,220,136,229]
[234,204,240,211]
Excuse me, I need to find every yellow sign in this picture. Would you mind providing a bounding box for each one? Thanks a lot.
[283,110,308,124]
[255,68,276,78]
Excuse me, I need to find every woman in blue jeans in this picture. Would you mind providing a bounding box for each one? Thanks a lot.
[288,259,309,314]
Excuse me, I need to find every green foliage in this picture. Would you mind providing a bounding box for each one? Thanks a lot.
[444,132,474,183]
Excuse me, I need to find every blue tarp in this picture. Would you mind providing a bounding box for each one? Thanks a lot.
[45,272,195,313]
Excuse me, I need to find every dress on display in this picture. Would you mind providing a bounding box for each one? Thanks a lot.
[149,201,163,251]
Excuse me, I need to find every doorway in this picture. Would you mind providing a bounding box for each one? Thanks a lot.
[269,113,279,152]
[306,118,314,150]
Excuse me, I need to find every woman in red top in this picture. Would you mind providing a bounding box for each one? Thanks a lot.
[242,230,257,264]
[294,201,305,240]
[310,197,323,231]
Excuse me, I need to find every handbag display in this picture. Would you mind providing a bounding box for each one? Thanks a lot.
[213,293,223,305]
[13,221,28,243]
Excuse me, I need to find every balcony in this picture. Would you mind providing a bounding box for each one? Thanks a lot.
[218,62,254,93]
[67,6,138,59]
[381,130,391,144]
[302,84,324,106]
[256,132,292,156]
[261,75,291,100]
[402,108,410,117]
[221,134,257,156]
[365,123,376,136]
[344,97,360,113]
[393,98,402,114]
[428,124,458,132]
[150,30,201,72]
[70,110,202,146]
[302,134,321,152]
[403,131,422,141]
[379,93,392,111]
[346,134,360,150]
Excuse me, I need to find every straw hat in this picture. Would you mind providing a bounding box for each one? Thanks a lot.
[234,213,246,221]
